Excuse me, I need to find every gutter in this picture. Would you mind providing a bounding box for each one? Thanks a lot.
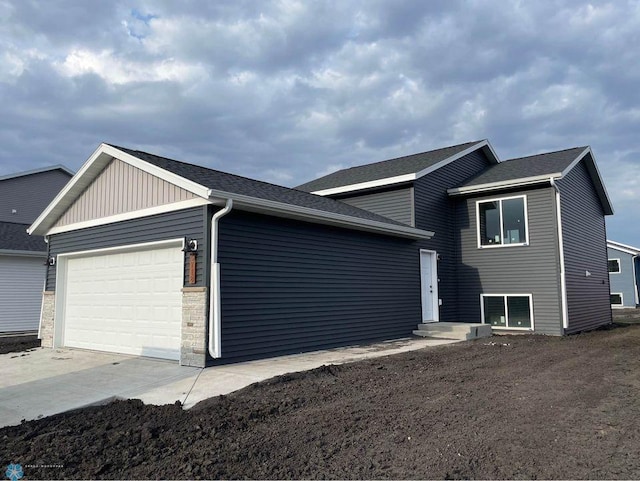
[208,199,233,359]
[550,178,569,331]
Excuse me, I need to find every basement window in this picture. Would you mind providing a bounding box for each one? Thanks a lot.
[477,195,528,247]
[481,294,533,330]
[610,293,623,307]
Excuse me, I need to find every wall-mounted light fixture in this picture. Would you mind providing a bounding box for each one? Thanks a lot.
[44,256,55,266]
[182,239,198,252]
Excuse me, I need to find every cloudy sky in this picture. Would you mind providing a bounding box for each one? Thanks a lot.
[1,0,639,243]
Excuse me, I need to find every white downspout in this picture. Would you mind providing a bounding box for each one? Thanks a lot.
[550,178,569,331]
[208,199,233,359]
[38,235,49,340]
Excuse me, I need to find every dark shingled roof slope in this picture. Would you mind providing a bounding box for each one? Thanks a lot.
[110,146,412,228]
[0,222,47,252]
[458,147,587,188]
[296,140,484,192]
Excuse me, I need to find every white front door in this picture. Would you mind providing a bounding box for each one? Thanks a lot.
[420,250,439,322]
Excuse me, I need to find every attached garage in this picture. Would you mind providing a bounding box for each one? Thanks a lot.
[58,241,184,360]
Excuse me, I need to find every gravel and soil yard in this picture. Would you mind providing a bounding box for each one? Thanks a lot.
[0,335,40,355]
[2,325,640,480]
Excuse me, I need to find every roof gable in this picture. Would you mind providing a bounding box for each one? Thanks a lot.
[296,140,499,195]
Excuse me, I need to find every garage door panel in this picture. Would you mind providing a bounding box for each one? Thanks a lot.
[63,245,183,360]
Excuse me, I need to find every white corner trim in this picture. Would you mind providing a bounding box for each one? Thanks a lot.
[550,178,569,331]
[311,173,417,196]
[448,173,562,196]
[207,188,434,239]
[45,198,212,235]
[311,140,492,196]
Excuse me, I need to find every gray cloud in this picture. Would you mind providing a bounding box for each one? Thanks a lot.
[0,0,639,243]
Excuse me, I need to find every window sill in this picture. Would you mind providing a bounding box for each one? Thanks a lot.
[478,243,529,249]
[487,325,533,331]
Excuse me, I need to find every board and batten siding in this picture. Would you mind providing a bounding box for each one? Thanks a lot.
[53,158,196,228]
[607,247,637,307]
[0,255,46,333]
[338,187,414,226]
[456,187,563,335]
[413,149,493,322]
[216,210,421,363]
[46,207,207,291]
[0,170,71,224]
[557,159,612,332]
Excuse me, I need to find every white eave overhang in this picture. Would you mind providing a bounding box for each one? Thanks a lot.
[607,240,640,256]
[447,173,563,196]
[311,140,499,196]
[206,189,434,240]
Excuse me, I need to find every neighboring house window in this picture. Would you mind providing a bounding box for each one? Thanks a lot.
[481,294,533,329]
[610,293,623,307]
[477,195,528,247]
[608,259,621,274]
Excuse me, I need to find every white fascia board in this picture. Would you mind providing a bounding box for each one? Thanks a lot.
[447,173,562,196]
[311,140,493,197]
[0,249,47,257]
[45,198,212,236]
[207,189,434,240]
[311,173,416,196]
[0,164,73,181]
[28,143,211,236]
[607,241,640,256]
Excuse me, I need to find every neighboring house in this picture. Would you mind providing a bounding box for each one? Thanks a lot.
[0,166,73,334]
[29,141,613,367]
[607,240,640,308]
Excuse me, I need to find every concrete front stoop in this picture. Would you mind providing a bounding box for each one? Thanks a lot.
[413,322,492,341]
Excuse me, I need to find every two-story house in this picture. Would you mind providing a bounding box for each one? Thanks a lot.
[0,166,73,333]
[607,240,640,309]
[28,140,612,367]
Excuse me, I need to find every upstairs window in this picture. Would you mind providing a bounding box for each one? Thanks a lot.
[608,259,621,273]
[477,195,528,247]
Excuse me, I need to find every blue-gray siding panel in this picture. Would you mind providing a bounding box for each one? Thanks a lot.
[607,247,637,307]
[456,187,563,335]
[217,211,421,363]
[557,160,612,333]
[46,207,207,290]
[413,149,492,322]
[0,170,71,224]
[339,187,414,226]
[0,255,46,332]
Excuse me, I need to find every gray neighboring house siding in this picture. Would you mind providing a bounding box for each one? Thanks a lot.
[338,187,414,226]
[557,160,612,333]
[217,210,421,363]
[0,170,71,223]
[607,247,637,307]
[456,187,563,335]
[0,255,46,332]
[45,207,207,291]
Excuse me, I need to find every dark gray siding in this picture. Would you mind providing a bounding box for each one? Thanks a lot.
[338,187,414,226]
[46,207,207,290]
[607,247,637,307]
[456,187,563,335]
[557,160,612,333]
[216,210,421,363]
[413,149,492,322]
[0,170,71,223]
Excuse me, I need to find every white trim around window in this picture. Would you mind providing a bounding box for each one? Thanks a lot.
[476,195,529,249]
[608,258,621,274]
[610,293,624,308]
[480,294,534,330]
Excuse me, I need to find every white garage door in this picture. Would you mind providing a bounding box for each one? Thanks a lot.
[63,244,183,360]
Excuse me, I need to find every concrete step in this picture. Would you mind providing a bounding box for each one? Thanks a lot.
[413,322,492,341]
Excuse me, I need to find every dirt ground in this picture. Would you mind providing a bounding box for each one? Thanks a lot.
[0,335,40,355]
[2,325,640,480]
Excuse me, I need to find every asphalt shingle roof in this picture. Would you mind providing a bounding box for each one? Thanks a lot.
[295,141,484,192]
[457,147,587,188]
[111,146,412,228]
[0,222,47,252]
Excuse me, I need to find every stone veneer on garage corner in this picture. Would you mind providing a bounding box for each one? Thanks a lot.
[180,287,208,368]
[39,291,55,348]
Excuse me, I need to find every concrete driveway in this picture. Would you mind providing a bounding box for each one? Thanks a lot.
[0,336,458,427]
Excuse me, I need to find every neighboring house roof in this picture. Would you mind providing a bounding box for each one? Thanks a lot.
[29,144,433,240]
[448,146,614,215]
[0,222,46,255]
[0,165,74,181]
[607,240,640,256]
[296,140,499,195]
